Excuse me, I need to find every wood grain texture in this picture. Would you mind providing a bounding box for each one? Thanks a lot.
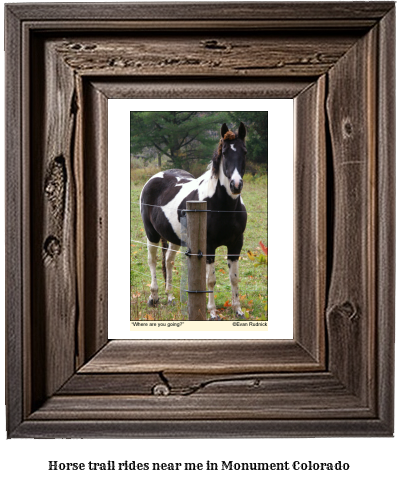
[326,27,377,405]
[7,2,394,23]
[294,76,326,364]
[376,7,396,433]
[61,371,352,397]
[81,81,109,362]
[30,37,78,406]
[91,78,311,100]
[58,372,163,396]
[5,6,24,436]
[19,19,385,33]
[79,340,322,374]
[53,34,360,78]
[31,371,375,422]
[13,417,391,439]
[29,395,371,422]
[186,201,207,320]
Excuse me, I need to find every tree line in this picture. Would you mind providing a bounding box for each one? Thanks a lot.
[130,111,268,173]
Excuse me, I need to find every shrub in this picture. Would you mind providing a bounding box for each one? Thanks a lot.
[189,161,209,178]
[245,161,267,177]
[131,166,162,185]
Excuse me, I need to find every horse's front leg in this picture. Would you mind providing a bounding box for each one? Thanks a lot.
[206,259,219,320]
[227,257,245,318]
[165,243,180,304]
[147,239,159,306]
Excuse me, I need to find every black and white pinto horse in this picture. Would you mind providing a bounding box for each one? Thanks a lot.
[140,122,247,320]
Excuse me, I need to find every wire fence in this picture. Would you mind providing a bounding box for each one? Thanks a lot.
[130,240,267,310]
[134,199,266,256]
[130,267,182,291]
[130,239,244,258]
[137,201,267,214]
[131,196,268,320]
[130,250,235,293]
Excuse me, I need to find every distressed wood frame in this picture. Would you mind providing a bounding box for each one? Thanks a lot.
[5,2,395,438]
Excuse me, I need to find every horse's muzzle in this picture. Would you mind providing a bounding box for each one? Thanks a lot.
[230,179,243,194]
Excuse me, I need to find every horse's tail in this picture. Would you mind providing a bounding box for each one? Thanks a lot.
[161,237,168,285]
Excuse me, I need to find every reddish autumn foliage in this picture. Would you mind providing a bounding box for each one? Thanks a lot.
[259,240,268,256]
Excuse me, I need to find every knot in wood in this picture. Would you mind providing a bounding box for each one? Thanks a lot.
[201,40,227,50]
[83,44,97,51]
[45,182,56,196]
[45,155,66,208]
[328,301,358,324]
[43,236,61,258]
[152,383,170,396]
[342,119,353,138]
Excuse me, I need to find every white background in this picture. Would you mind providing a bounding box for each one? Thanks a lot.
[108,99,293,339]
[1,1,397,486]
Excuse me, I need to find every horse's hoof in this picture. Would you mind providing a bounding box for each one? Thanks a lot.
[210,315,221,321]
[147,297,159,307]
[235,310,245,318]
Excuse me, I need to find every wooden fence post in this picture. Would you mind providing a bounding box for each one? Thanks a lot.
[186,201,207,320]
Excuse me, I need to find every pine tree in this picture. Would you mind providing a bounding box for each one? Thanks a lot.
[130,111,229,171]
[229,111,268,170]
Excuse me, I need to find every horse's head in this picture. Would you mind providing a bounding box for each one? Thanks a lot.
[213,122,247,198]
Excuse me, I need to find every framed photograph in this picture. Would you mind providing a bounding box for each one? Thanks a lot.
[108,99,293,338]
[5,2,395,437]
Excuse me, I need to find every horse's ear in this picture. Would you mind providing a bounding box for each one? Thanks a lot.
[238,122,246,140]
[221,123,229,138]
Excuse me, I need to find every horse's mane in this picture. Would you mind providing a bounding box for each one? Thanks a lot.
[211,130,237,177]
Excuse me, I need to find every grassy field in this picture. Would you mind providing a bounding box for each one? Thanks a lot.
[130,167,268,321]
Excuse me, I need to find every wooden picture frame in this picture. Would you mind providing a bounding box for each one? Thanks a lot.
[5,2,395,438]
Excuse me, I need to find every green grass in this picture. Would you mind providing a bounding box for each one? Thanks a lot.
[130,169,268,321]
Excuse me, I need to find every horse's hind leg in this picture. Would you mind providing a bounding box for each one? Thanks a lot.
[165,243,180,304]
[147,238,159,306]
[206,261,220,320]
[227,258,244,318]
